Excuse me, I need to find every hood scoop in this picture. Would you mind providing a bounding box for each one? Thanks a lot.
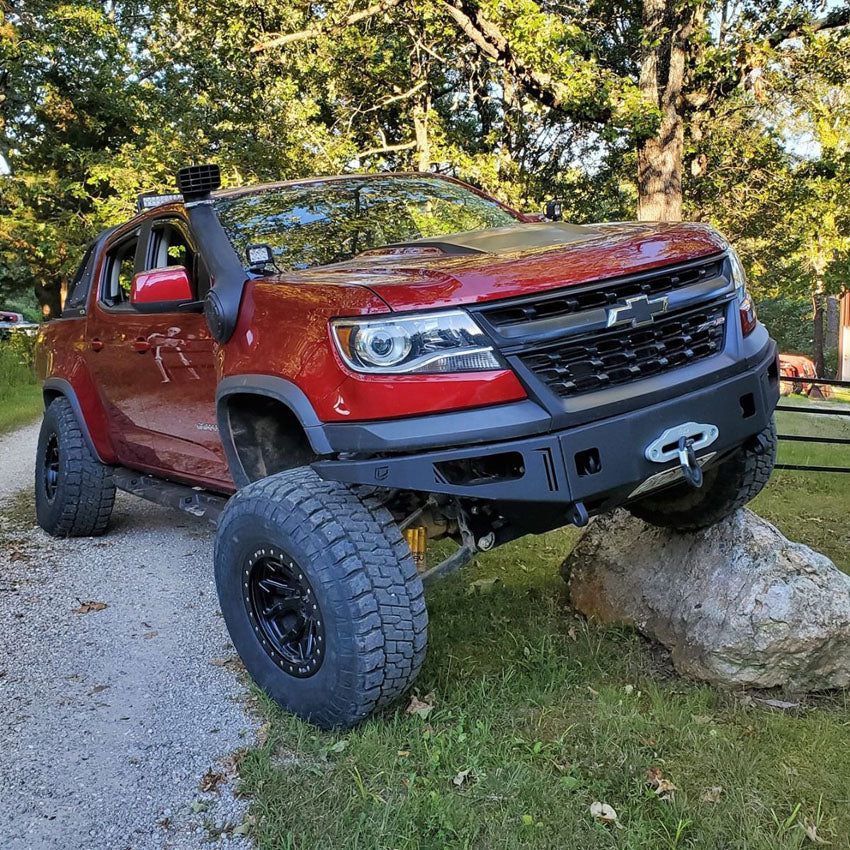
[356,221,601,260]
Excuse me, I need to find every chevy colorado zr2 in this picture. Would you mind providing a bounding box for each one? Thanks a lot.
[35,165,779,728]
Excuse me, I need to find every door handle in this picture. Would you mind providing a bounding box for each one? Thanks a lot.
[90,338,104,352]
[133,338,150,353]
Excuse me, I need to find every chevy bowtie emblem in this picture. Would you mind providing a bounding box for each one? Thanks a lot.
[606,294,669,328]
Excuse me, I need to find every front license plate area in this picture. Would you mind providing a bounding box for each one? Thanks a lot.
[628,452,716,499]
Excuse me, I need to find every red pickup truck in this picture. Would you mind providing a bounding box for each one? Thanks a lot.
[35,165,779,727]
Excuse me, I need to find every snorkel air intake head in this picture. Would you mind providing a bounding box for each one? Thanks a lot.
[176,164,246,343]
[177,164,222,201]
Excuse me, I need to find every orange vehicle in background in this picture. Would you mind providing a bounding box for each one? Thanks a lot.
[778,354,832,398]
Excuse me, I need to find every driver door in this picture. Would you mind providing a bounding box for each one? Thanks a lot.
[131,214,231,489]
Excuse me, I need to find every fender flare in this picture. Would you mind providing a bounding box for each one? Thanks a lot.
[42,377,104,462]
[216,375,333,488]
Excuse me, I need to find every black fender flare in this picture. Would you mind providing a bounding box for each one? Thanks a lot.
[42,377,104,462]
[216,375,333,488]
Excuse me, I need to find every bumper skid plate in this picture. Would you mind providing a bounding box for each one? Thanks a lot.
[314,345,779,509]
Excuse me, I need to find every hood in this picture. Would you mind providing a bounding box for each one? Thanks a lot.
[267,221,728,313]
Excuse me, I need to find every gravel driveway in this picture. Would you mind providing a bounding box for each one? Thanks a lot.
[0,421,257,850]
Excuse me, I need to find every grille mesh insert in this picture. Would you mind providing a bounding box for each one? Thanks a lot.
[519,303,727,398]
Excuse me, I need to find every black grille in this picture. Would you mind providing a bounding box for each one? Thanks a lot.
[484,257,723,328]
[520,302,727,398]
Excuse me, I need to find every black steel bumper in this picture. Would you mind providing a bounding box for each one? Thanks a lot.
[313,338,780,508]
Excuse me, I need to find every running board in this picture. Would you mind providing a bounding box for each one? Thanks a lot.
[113,467,228,525]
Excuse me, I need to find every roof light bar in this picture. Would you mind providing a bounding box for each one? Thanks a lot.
[137,192,184,213]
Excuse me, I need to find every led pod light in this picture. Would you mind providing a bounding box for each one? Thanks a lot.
[331,310,502,374]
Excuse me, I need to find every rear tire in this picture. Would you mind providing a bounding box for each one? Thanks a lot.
[214,467,427,729]
[627,418,777,532]
[35,397,115,537]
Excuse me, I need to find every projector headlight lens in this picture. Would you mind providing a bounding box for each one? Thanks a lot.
[331,310,502,374]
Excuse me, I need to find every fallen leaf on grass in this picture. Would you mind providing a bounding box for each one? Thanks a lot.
[406,693,434,719]
[397,750,410,758]
[466,577,500,595]
[73,600,107,614]
[646,767,677,799]
[452,769,471,787]
[691,714,713,725]
[199,770,224,793]
[232,819,253,837]
[590,801,617,824]
[255,723,270,747]
[754,697,801,712]
[221,749,247,778]
[700,786,723,803]
[805,819,829,845]
[567,626,578,641]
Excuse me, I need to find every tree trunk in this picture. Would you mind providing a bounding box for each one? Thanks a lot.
[499,72,518,181]
[412,48,431,172]
[413,102,430,171]
[812,288,825,377]
[636,0,692,222]
[637,116,684,221]
[34,279,63,321]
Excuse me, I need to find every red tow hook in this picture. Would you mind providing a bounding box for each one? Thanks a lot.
[677,436,703,489]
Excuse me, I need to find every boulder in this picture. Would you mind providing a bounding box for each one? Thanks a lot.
[561,508,850,690]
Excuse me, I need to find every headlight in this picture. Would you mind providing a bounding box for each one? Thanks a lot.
[331,310,502,374]
[728,247,758,336]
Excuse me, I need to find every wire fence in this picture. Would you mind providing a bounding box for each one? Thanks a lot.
[775,375,850,474]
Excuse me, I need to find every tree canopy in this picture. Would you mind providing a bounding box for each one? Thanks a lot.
[1,0,849,365]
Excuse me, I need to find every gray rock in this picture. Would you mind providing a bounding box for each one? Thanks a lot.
[561,508,850,690]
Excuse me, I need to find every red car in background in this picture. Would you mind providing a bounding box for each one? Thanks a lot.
[779,353,832,398]
[0,310,38,340]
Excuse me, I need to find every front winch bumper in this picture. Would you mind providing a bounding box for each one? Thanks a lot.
[313,342,779,509]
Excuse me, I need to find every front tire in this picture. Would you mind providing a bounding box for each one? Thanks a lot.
[35,396,115,537]
[627,418,777,532]
[214,467,427,729]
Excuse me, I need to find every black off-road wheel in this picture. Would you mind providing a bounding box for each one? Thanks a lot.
[214,467,428,729]
[35,396,115,537]
[627,418,777,532]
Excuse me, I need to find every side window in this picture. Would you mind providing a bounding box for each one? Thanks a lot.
[99,233,139,308]
[144,218,203,300]
[149,221,193,270]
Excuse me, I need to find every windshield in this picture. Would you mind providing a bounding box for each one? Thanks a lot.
[214,176,521,272]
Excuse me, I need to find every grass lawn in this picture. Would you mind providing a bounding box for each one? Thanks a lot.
[238,416,850,850]
[0,338,42,435]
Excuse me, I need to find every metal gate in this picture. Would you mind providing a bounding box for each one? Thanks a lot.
[775,376,850,474]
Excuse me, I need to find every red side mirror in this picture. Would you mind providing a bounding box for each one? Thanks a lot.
[131,267,193,308]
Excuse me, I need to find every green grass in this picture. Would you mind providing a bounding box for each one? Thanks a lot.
[239,439,850,849]
[0,337,42,435]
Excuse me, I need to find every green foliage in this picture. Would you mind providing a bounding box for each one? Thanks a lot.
[0,335,41,434]
[1,0,849,356]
